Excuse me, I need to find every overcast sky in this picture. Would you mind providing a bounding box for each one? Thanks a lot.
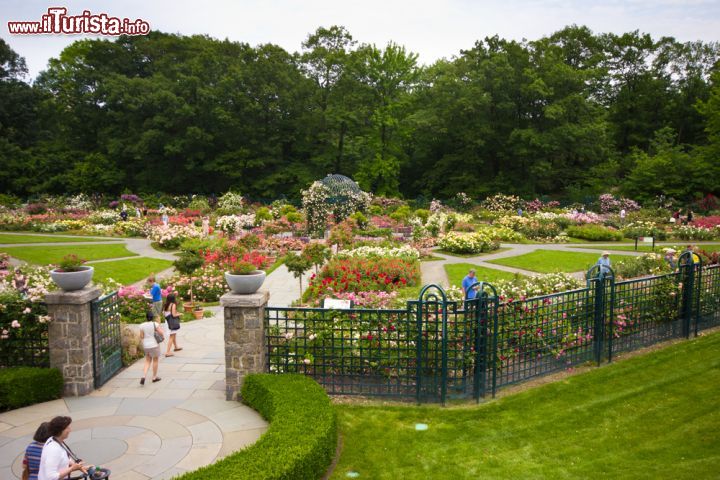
[2,0,720,80]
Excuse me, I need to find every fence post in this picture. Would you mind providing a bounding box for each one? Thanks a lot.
[472,282,497,401]
[679,251,702,338]
[587,266,613,365]
[45,286,102,396]
[221,290,269,401]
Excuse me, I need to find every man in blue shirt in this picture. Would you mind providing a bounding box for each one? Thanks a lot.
[462,269,479,300]
[148,274,163,319]
[596,252,611,276]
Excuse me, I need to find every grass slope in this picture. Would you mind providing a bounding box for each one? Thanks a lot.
[444,263,523,289]
[332,331,720,479]
[0,233,116,244]
[1,244,137,265]
[488,249,603,273]
[91,258,174,285]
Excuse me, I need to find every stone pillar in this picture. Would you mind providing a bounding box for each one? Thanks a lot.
[221,290,269,401]
[45,286,102,396]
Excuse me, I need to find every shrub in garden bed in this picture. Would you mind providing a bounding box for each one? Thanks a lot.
[0,367,63,409]
[336,245,420,261]
[566,224,623,241]
[177,374,336,480]
[165,265,228,303]
[496,215,563,240]
[476,225,525,242]
[621,221,668,240]
[148,224,201,249]
[438,231,500,254]
[492,273,583,301]
[673,225,719,241]
[613,253,671,279]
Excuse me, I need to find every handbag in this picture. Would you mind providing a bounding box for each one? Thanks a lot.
[165,312,181,331]
[152,321,164,343]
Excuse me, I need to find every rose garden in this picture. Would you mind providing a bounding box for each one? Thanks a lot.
[1,181,720,478]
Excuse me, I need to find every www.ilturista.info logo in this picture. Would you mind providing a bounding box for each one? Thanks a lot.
[7,7,150,35]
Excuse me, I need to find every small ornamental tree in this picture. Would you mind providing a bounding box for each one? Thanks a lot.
[283,253,313,297]
[302,243,331,274]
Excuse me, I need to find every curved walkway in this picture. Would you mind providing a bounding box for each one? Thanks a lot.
[0,310,268,480]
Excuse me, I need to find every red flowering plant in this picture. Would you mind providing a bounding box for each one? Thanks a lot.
[220,251,270,275]
[302,257,421,303]
[692,216,720,229]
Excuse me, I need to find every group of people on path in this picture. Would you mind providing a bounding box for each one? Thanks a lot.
[138,274,183,386]
[21,416,97,480]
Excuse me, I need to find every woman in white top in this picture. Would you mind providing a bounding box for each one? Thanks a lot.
[139,310,163,385]
[38,416,91,480]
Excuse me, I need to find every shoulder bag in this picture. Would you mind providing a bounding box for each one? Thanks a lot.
[165,312,181,331]
[152,321,164,343]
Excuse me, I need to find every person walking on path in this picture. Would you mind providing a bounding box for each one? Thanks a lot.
[462,269,479,300]
[147,274,163,320]
[596,251,612,276]
[139,310,163,385]
[38,416,92,480]
[23,422,50,480]
[163,293,182,357]
[161,212,169,226]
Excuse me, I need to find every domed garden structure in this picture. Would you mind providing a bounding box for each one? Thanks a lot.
[302,174,371,237]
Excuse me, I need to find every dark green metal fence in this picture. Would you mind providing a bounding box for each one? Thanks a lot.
[91,292,123,388]
[0,301,49,368]
[265,253,720,403]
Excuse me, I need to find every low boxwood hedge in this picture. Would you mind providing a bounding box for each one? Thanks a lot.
[177,374,337,480]
[0,367,63,410]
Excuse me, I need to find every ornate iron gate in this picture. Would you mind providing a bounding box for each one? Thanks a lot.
[91,292,123,388]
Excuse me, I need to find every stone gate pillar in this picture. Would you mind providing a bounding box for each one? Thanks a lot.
[45,286,102,396]
[220,290,269,401]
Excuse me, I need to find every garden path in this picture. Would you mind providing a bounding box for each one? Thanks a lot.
[0,310,269,480]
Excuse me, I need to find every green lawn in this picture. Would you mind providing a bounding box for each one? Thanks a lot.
[0,233,117,244]
[445,263,523,289]
[488,249,603,273]
[1,244,137,265]
[332,331,720,479]
[92,257,174,285]
[575,244,720,253]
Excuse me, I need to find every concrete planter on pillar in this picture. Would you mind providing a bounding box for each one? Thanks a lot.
[220,289,269,401]
[45,286,102,396]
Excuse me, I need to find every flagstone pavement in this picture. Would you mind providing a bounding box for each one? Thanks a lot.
[0,310,268,480]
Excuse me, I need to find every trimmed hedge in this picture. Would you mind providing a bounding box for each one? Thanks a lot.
[177,374,337,480]
[566,224,624,241]
[0,367,63,410]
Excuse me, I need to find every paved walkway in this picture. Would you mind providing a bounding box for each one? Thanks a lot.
[264,264,305,307]
[0,310,268,480]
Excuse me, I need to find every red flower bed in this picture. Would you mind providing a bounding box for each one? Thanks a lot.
[692,216,720,229]
[304,257,421,301]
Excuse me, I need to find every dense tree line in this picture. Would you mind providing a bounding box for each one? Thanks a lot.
[1,25,719,202]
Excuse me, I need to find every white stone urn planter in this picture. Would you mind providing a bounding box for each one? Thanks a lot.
[224,270,266,294]
[50,266,94,291]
